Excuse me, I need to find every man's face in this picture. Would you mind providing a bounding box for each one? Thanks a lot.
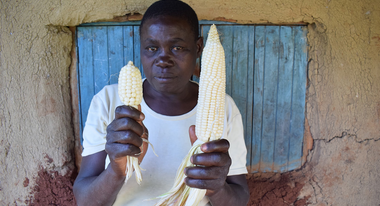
[140,16,203,94]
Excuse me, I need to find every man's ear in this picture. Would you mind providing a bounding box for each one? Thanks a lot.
[196,36,204,58]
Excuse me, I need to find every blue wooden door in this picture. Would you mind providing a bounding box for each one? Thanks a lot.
[76,22,308,173]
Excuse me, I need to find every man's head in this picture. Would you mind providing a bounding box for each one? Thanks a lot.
[139,0,203,95]
[140,0,199,41]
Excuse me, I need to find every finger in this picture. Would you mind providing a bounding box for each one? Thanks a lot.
[115,105,144,121]
[191,152,231,167]
[138,122,149,163]
[184,177,225,190]
[107,131,143,147]
[105,142,141,158]
[201,139,230,153]
[184,166,228,180]
[141,122,149,140]
[189,125,197,145]
[107,117,144,136]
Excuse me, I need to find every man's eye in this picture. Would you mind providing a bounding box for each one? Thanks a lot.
[147,47,157,52]
[172,46,183,51]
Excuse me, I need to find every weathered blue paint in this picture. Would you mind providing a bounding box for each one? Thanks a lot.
[108,26,124,85]
[122,26,134,73]
[274,26,294,172]
[93,26,108,94]
[133,26,143,77]
[260,26,280,172]
[246,26,255,171]
[288,27,307,170]
[77,26,95,142]
[251,26,266,172]
[76,22,308,173]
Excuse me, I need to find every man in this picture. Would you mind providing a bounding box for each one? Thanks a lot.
[73,1,249,205]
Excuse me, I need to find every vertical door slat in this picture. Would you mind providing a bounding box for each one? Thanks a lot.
[274,26,294,172]
[108,26,124,85]
[77,27,95,133]
[133,26,143,77]
[288,27,307,170]
[260,26,280,172]
[231,26,250,168]
[123,26,135,69]
[219,26,234,96]
[246,26,255,171]
[251,26,265,172]
[93,26,108,94]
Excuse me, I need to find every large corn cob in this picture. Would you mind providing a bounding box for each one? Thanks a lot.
[155,24,226,206]
[196,24,226,142]
[118,61,144,184]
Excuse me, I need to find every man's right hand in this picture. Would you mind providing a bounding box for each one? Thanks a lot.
[105,105,147,177]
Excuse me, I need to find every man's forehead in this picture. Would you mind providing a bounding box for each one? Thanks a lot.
[141,19,193,38]
[142,16,192,32]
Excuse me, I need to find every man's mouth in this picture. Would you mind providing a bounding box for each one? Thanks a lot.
[154,75,176,81]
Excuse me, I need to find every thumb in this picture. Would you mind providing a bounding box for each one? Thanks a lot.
[189,125,198,145]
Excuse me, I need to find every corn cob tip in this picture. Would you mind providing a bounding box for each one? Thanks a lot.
[207,24,221,43]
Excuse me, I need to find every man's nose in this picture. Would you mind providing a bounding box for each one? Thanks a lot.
[155,49,174,68]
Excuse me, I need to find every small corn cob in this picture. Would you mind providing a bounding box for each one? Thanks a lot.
[155,24,226,206]
[118,61,143,109]
[118,61,143,184]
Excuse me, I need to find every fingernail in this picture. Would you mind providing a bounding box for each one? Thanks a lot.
[190,156,194,164]
[140,113,145,120]
[201,144,207,152]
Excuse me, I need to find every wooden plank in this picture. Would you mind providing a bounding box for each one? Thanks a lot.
[260,26,280,172]
[92,26,108,94]
[77,27,95,132]
[80,21,142,26]
[231,25,250,168]
[79,20,236,27]
[251,26,265,172]
[245,26,255,171]
[123,26,135,68]
[219,26,234,97]
[79,21,306,27]
[198,20,237,25]
[273,26,294,172]
[108,26,124,85]
[201,26,210,48]
[133,26,143,78]
[288,27,307,170]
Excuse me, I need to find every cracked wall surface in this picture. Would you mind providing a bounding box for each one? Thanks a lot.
[0,0,379,205]
[301,135,380,205]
